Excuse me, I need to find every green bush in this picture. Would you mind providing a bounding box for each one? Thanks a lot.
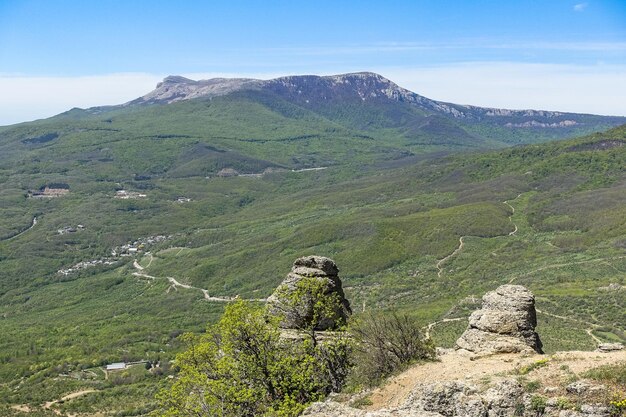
[348,311,435,386]
[530,395,547,415]
[153,300,352,417]
[582,362,626,385]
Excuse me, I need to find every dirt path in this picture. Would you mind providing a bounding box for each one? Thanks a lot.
[367,351,530,410]
[502,193,521,236]
[292,167,327,172]
[132,264,266,303]
[436,196,520,278]
[43,389,97,415]
[586,328,603,344]
[133,253,154,271]
[536,307,602,344]
[436,236,465,278]
[5,216,37,241]
[507,255,626,284]
[145,252,154,267]
[502,200,518,235]
[423,317,465,339]
[366,349,626,411]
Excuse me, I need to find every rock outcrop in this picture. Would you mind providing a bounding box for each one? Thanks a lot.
[304,379,528,417]
[456,285,543,354]
[266,256,351,330]
[596,342,624,352]
[129,72,607,126]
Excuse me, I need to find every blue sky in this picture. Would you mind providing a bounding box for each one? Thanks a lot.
[0,0,625,124]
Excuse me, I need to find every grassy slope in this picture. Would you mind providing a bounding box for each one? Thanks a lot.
[0,99,624,414]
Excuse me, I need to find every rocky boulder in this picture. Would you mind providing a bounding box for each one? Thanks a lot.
[266,256,351,330]
[456,285,543,354]
[596,342,624,352]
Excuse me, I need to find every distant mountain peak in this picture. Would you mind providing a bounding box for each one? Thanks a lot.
[132,72,410,106]
[130,76,262,106]
[158,75,195,86]
[127,72,610,126]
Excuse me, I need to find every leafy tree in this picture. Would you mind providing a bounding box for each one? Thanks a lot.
[154,299,349,417]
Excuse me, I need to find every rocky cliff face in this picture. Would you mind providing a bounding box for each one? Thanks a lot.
[127,75,263,105]
[456,285,543,354]
[128,72,586,124]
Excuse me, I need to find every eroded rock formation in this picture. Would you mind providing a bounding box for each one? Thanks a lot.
[266,255,351,330]
[456,284,543,354]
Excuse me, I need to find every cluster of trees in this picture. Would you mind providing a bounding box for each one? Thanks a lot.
[155,277,435,417]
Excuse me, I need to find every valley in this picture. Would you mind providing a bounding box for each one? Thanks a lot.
[0,74,624,416]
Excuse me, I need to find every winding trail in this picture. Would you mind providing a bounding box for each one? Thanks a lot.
[43,389,97,415]
[5,216,37,241]
[423,317,465,339]
[507,255,626,284]
[535,307,603,345]
[436,237,465,278]
[502,194,522,236]
[132,262,266,303]
[423,304,605,346]
[436,195,521,278]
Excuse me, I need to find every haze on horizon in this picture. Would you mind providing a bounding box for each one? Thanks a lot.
[1,0,625,125]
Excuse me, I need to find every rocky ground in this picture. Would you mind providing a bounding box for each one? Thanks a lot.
[305,348,625,417]
[304,283,624,417]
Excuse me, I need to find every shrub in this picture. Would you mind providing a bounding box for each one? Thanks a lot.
[555,397,574,410]
[517,358,549,375]
[524,380,541,393]
[348,311,435,386]
[530,395,547,415]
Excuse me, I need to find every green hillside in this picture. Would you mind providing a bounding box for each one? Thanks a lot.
[0,92,624,415]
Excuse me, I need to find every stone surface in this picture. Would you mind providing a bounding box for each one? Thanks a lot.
[304,379,527,417]
[596,342,624,352]
[566,381,605,396]
[483,379,524,416]
[559,404,611,417]
[302,401,441,417]
[419,381,479,416]
[456,285,543,354]
[266,256,351,330]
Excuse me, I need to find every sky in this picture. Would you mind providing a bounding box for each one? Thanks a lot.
[0,0,625,125]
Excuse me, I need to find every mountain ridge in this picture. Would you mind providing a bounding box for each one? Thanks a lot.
[129,71,619,123]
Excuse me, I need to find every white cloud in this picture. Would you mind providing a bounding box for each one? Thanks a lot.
[573,3,588,12]
[1,63,625,125]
